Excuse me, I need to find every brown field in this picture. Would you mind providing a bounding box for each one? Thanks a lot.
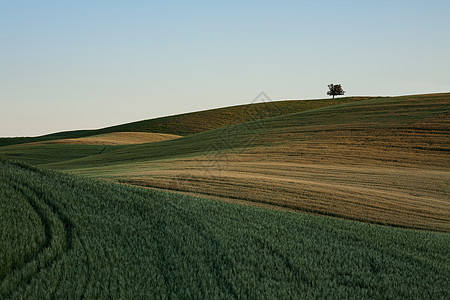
[120,152,449,232]
[51,94,450,232]
[27,132,180,145]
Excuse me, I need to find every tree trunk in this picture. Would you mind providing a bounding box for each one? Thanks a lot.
[332,95,335,99]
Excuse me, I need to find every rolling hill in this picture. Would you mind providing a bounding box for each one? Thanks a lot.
[1,93,449,298]
[0,96,374,147]
[0,93,449,232]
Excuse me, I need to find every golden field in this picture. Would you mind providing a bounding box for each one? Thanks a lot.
[50,93,449,232]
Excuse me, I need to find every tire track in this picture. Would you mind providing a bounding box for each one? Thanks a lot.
[0,182,51,285]
[0,172,75,297]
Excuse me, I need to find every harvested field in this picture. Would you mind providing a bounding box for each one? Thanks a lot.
[64,93,450,232]
[120,156,449,232]
[3,93,449,232]
[26,132,180,145]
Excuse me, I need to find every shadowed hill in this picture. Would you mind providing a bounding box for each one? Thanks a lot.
[0,96,375,147]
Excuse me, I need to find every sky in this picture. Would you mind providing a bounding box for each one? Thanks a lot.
[1,0,449,137]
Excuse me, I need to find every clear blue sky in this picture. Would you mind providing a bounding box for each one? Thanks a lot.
[1,0,449,136]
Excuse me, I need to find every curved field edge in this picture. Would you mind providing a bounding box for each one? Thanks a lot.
[0,160,449,298]
[26,132,181,146]
[35,93,450,232]
[0,96,378,147]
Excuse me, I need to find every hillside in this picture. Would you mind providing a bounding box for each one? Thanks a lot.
[0,96,373,147]
[1,160,449,298]
[1,93,449,232]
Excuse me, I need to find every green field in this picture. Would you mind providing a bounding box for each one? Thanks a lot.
[1,160,449,298]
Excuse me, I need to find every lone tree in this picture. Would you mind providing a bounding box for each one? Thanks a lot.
[327,84,345,99]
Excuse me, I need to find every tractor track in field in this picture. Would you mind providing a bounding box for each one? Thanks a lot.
[0,174,77,297]
[0,181,51,289]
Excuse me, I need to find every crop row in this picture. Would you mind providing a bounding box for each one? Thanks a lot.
[0,160,449,298]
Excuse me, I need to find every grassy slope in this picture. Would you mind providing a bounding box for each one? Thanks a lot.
[31,93,449,168]
[0,97,373,147]
[1,160,449,298]
[37,93,450,232]
[1,93,448,231]
[0,144,120,166]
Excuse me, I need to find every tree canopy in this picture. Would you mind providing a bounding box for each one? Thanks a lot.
[327,84,345,99]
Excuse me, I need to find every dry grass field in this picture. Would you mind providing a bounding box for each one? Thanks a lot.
[2,93,448,232]
[26,132,180,145]
[68,94,449,232]
[121,155,448,232]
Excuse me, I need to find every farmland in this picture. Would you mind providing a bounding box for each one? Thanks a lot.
[0,96,373,147]
[2,93,446,231]
[2,0,449,297]
[26,132,180,146]
[1,160,449,298]
[1,93,449,297]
